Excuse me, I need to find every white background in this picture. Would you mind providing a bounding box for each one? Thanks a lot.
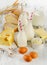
[0,0,47,10]
[0,0,47,65]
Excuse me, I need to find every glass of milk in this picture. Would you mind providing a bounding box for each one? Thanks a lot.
[31,7,45,26]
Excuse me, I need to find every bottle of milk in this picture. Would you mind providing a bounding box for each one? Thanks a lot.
[18,12,34,40]
[14,19,27,47]
[24,21,34,40]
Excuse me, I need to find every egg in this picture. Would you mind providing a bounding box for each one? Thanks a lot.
[18,47,28,54]
[30,51,38,59]
[23,54,32,62]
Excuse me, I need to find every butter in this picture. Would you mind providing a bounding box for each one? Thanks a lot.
[0,29,14,46]
[35,28,47,40]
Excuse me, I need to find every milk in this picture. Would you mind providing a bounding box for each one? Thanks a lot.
[31,9,45,26]
[14,31,27,47]
[18,12,34,40]
[14,15,27,47]
[24,21,34,40]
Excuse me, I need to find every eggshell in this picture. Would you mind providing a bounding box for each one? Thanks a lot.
[30,51,38,59]
[23,54,32,62]
[18,47,28,54]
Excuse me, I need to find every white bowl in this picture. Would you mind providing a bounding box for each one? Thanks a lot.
[31,37,44,49]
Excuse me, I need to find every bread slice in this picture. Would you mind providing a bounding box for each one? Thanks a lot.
[5,13,18,25]
[12,9,21,16]
[4,23,18,32]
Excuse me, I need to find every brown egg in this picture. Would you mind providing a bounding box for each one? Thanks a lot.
[18,47,28,54]
[23,55,32,62]
[30,51,38,59]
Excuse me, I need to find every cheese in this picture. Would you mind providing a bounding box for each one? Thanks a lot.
[35,28,47,40]
[0,29,14,46]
